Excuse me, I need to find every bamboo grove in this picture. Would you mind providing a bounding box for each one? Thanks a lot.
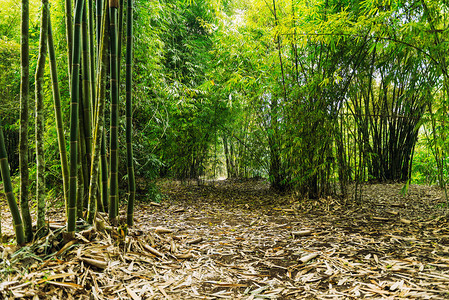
[0,0,136,243]
[1,0,449,244]
[204,0,449,199]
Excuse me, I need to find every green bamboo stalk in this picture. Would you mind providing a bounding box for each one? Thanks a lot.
[115,4,124,203]
[77,131,85,219]
[20,0,33,243]
[35,0,49,233]
[87,1,108,223]
[96,0,102,48]
[78,94,88,214]
[48,15,69,209]
[117,0,124,83]
[109,0,119,224]
[96,0,103,117]
[81,2,92,191]
[67,0,84,238]
[65,0,73,79]
[101,132,108,211]
[88,0,96,120]
[125,0,135,226]
[0,122,25,245]
[101,5,109,213]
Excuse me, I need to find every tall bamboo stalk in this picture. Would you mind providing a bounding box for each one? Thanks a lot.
[126,0,135,226]
[88,0,108,223]
[109,0,119,223]
[78,94,88,214]
[65,0,73,79]
[268,0,285,191]
[117,0,124,83]
[96,0,103,118]
[101,132,108,211]
[48,15,69,209]
[0,123,25,245]
[88,0,96,119]
[67,0,84,238]
[20,0,33,242]
[96,0,102,47]
[101,7,110,213]
[35,0,49,233]
[81,2,93,191]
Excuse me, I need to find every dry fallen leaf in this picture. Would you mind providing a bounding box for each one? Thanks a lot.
[0,180,448,299]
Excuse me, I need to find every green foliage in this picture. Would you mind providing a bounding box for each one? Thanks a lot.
[0,39,21,173]
[4,0,449,237]
[131,0,219,180]
[0,39,20,117]
[412,141,441,185]
[197,0,449,197]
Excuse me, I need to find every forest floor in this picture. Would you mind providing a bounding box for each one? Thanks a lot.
[1,179,449,299]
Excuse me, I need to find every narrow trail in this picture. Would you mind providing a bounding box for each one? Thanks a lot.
[0,180,448,299]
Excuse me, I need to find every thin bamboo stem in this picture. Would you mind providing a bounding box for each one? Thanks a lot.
[65,0,73,80]
[20,0,33,243]
[48,15,69,210]
[109,0,119,223]
[126,0,135,226]
[87,0,108,223]
[0,123,25,245]
[67,0,84,238]
[81,2,93,191]
[35,0,49,233]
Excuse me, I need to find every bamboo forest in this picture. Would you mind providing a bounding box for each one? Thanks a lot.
[1,0,449,298]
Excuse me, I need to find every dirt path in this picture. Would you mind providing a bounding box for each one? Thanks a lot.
[1,180,449,299]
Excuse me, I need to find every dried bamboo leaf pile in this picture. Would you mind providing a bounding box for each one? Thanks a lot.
[0,180,449,299]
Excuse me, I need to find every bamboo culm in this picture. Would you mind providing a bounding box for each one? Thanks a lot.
[96,0,102,49]
[67,0,84,237]
[65,0,73,80]
[0,123,25,245]
[109,0,119,223]
[35,0,49,234]
[101,7,110,213]
[48,15,69,211]
[126,0,136,226]
[81,2,93,192]
[117,0,124,84]
[88,0,96,119]
[78,95,87,216]
[20,0,33,243]
[87,0,108,223]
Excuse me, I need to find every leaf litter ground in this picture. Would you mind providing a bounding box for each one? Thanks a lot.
[1,179,449,299]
